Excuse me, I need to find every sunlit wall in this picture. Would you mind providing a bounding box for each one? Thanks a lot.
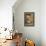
[0,0,16,30]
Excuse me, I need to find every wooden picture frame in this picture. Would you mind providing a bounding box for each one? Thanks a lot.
[24,12,35,26]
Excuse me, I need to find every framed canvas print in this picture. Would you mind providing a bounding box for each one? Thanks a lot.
[24,12,35,26]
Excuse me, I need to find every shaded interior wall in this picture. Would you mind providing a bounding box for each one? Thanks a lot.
[40,0,46,46]
[13,0,41,46]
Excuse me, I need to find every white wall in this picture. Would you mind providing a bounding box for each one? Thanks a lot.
[40,0,46,46]
[0,0,16,29]
[0,0,17,38]
[13,0,41,46]
[0,0,46,46]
